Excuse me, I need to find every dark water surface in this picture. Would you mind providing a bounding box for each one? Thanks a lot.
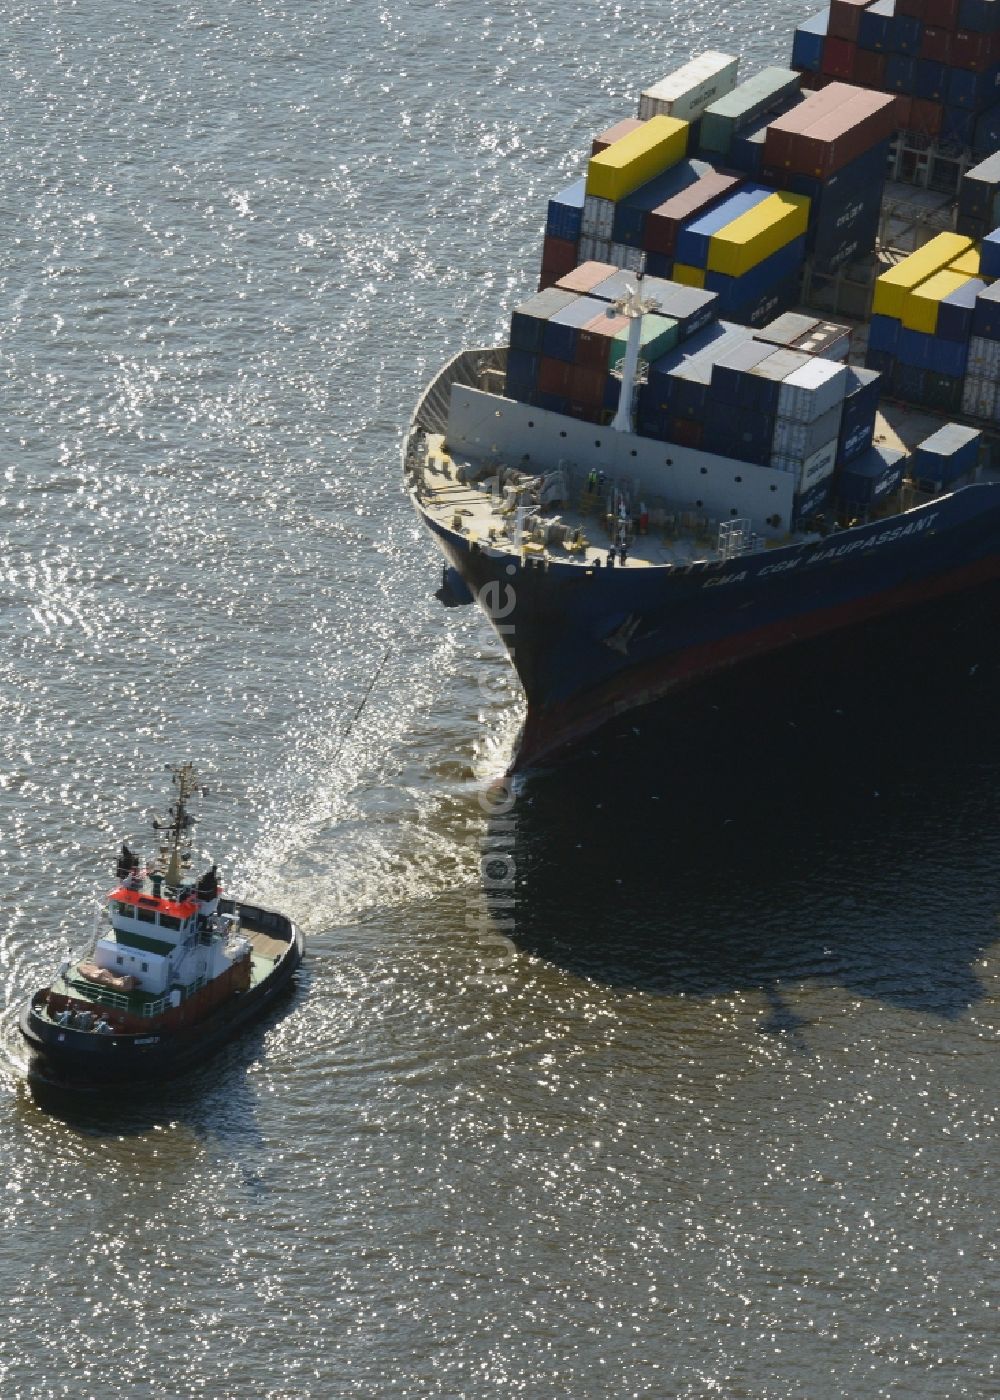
[1,3,998,1396]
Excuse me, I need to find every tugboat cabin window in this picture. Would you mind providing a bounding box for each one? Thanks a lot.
[141,962,149,973]
[116,902,132,917]
[116,956,124,966]
[136,907,156,924]
[159,914,180,931]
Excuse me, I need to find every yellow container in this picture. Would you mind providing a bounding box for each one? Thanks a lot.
[706,192,811,277]
[670,263,706,288]
[949,246,980,276]
[872,233,974,321]
[901,269,973,335]
[585,114,689,202]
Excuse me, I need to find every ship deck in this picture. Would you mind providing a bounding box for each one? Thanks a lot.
[45,930,289,1024]
[409,341,1000,574]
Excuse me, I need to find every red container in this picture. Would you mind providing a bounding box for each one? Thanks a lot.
[765,83,899,179]
[669,418,704,448]
[923,0,960,26]
[576,312,628,372]
[591,118,646,156]
[909,97,943,133]
[828,0,873,42]
[644,170,743,256]
[951,29,1000,71]
[895,0,928,18]
[895,95,914,129]
[920,27,954,61]
[566,401,601,422]
[852,49,887,86]
[556,260,618,296]
[799,71,834,91]
[567,365,607,407]
[537,356,575,397]
[540,234,579,288]
[822,37,858,78]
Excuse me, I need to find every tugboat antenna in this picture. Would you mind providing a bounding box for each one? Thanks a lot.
[159,763,205,891]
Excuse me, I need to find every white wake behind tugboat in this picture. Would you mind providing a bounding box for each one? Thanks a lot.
[19,764,304,1089]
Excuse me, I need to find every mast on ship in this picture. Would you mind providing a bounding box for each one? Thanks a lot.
[609,259,659,436]
[153,763,204,895]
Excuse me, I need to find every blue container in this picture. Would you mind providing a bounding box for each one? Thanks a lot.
[915,60,947,103]
[858,0,895,49]
[725,270,801,329]
[546,178,586,243]
[868,314,900,357]
[782,139,889,213]
[703,415,774,465]
[611,160,710,247]
[505,349,540,402]
[889,13,923,54]
[652,283,721,339]
[927,335,969,379]
[653,324,754,416]
[644,251,673,277]
[912,423,981,484]
[729,117,772,176]
[534,391,570,415]
[509,288,579,353]
[839,446,906,508]
[937,277,984,343]
[673,185,773,268]
[885,54,916,95]
[706,235,805,305]
[958,0,999,32]
[948,64,1000,112]
[959,153,1000,221]
[972,281,1000,340]
[709,340,782,406]
[542,295,609,362]
[942,106,977,148]
[956,213,991,240]
[792,9,829,72]
[838,365,882,465]
[974,102,1000,156]
[811,189,881,266]
[980,229,1000,281]
[865,347,896,377]
[891,361,928,400]
[794,476,833,524]
[896,327,937,371]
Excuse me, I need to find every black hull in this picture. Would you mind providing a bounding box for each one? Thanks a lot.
[19,907,305,1091]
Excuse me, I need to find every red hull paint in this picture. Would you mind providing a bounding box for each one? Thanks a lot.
[514,552,1000,770]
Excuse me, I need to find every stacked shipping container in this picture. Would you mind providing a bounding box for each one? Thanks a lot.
[862,230,1000,416]
[541,65,896,313]
[791,0,1000,153]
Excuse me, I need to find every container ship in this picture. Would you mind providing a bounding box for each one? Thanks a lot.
[404,5,1000,769]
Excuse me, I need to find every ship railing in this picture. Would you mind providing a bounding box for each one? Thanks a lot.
[70,985,131,1013]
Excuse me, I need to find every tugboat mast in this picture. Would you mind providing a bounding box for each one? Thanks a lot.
[155,763,203,894]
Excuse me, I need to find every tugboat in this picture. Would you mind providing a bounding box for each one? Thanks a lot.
[19,764,305,1089]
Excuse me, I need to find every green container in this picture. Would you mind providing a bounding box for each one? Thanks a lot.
[610,313,679,371]
[699,67,802,159]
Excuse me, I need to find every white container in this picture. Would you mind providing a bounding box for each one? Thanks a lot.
[638,51,739,123]
[962,374,998,420]
[582,195,615,241]
[797,438,838,491]
[966,335,1000,375]
[579,235,613,264]
[771,403,843,459]
[776,358,849,424]
[608,242,644,271]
